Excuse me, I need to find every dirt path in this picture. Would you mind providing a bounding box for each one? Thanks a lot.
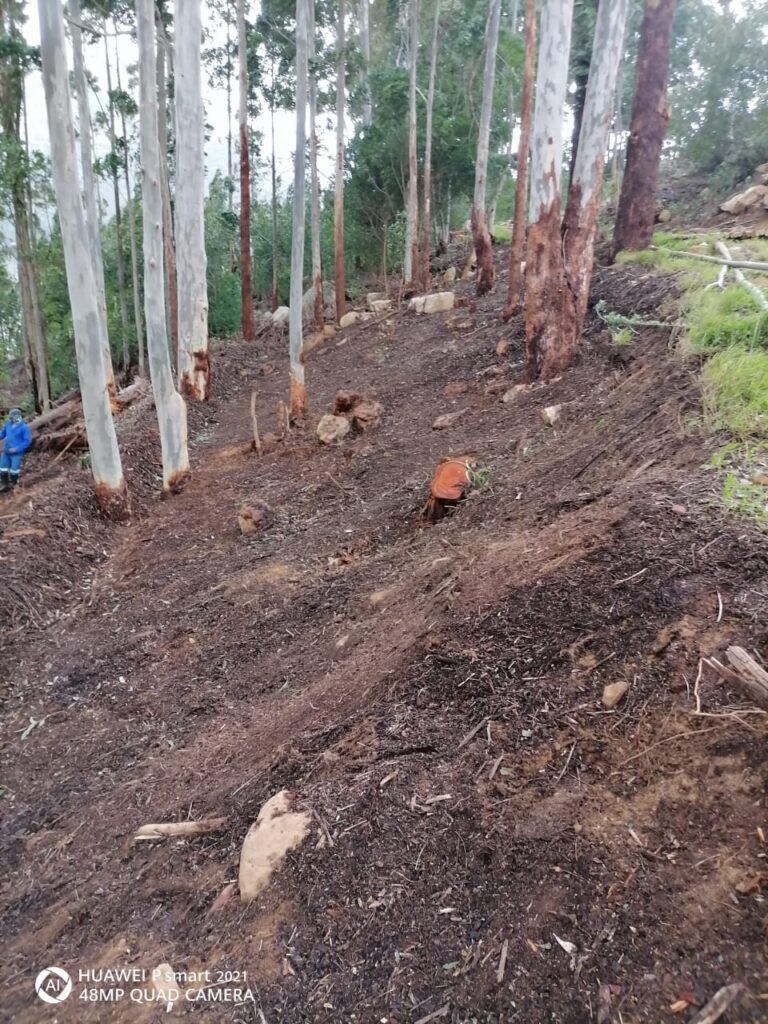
[2,261,767,1023]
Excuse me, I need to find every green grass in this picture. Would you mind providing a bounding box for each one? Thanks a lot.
[709,442,768,528]
[686,285,768,353]
[701,348,768,437]
[492,223,512,243]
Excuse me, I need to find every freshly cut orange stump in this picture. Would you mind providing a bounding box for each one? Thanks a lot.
[424,456,476,522]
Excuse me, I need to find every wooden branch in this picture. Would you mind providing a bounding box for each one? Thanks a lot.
[250,391,262,456]
[714,241,768,311]
[724,646,768,710]
[134,818,227,841]
[653,247,768,272]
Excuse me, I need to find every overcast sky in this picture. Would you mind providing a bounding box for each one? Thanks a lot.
[22,0,338,216]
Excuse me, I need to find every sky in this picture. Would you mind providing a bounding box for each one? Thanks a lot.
[21,0,338,217]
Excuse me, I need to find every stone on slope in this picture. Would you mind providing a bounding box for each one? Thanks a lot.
[339,311,360,329]
[272,306,290,325]
[602,682,629,709]
[239,790,312,903]
[317,414,351,444]
[432,408,470,430]
[409,291,455,315]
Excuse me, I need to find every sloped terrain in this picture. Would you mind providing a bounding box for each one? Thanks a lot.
[1,257,766,1023]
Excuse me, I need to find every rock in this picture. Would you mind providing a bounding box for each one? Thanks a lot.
[442,381,469,398]
[602,681,629,709]
[485,379,509,396]
[443,266,457,283]
[260,363,275,376]
[272,305,290,325]
[409,291,455,315]
[366,291,388,311]
[501,384,529,403]
[316,414,351,444]
[540,404,562,426]
[720,184,768,215]
[151,964,178,1011]
[432,408,470,430]
[238,500,273,536]
[323,324,336,337]
[239,791,311,903]
[478,364,506,378]
[755,162,768,184]
[369,589,391,609]
[656,208,672,223]
[496,339,510,357]
[671,503,688,514]
[369,299,392,315]
[334,389,362,414]
[302,281,336,321]
[351,399,383,431]
[339,311,360,329]
[752,473,768,486]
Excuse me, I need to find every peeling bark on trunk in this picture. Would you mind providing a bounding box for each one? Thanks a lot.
[421,0,440,290]
[103,26,130,373]
[334,0,346,322]
[613,0,676,255]
[115,40,144,376]
[562,0,629,354]
[71,0,112,381]
[238,0,256,340]
[175,0,210,400]
[136,0,190,491]
[156,21,177,368]
[309,1,323,332]
[504,0,536,319]
[472,0,502,296]
[402,0,418,285]
[38,0,128,517]
[289,0,309,422]
[524,0,574,380]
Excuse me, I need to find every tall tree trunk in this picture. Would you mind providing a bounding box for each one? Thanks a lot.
[561,0,629,358]
[103,25,130,371]
[175,0,210,400]
[136,0,190,491]
[289,0,309,421]
[156,18,178,368]
[238,0,256,340]
[472,0,502,295]
[309,0,323,331]
[524,0,574,380]
[402,0,418,285]
[613,0,676,254]
[38,0,128,517]
[359,0,371,127]
[504,0,536,318]
[115,42,145,376]
[270,83,279,312]
[226,4,234,212]
[487,81,515,234]
[70,0,113,388]
[334,0,346,321]
[420,0,440,290]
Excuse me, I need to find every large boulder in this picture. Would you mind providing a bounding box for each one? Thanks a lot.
[719,184,768,215]
[272,305,290,325]
[409,291,456,315]
[302,281,336,322]
[339,311,360,329]
[317,414,351,445]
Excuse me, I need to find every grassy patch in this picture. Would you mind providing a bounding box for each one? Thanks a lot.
[701,348,768,437]
[686,285,768,353]
[493,223,512,243]
[709,442,768,528]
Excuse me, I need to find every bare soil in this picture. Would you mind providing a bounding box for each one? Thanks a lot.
[1,253,767,1024]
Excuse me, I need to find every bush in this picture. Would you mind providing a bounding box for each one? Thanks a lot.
[701,347,768,438]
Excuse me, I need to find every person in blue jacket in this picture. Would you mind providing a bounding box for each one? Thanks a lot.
[0,408,33,493]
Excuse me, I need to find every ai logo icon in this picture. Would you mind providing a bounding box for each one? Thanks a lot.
[35,966,73,1004]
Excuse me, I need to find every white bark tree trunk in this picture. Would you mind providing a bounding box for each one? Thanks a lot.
[421,0,440,289]
[472,0,502,294]
[136,0,190,491]
[563,0,630,329]
[38,0,128,517]
[289,0,309,421]
[334,0,346,321]
[359,0,371,126]
[309,0,323,332]
[69,0,114,391]
[524,0,575,379]
[175,0,209,400]
[403,0,418,284]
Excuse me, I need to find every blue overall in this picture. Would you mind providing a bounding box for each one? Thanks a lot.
[0,416,32,477]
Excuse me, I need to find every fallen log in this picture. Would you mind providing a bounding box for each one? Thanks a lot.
[29,400,81,435]
[33,427,88,452]
[653,247,768,272]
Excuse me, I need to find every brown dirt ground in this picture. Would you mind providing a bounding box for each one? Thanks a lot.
[1,252,767,1024]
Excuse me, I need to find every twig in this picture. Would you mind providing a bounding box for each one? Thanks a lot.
[496,939,509,984]
[326,472,362,505]
[704,262,729,291]
[714,240,768,311]
[457,717,490,750]
[615,726,719,767]
[414,1005,450,1024]
[689,984,742,1024]
[250,391,262,457]
[554,742,576,784]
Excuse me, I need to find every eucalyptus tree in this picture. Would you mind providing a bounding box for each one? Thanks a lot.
[472,0,502,295]
[289,0,310,421]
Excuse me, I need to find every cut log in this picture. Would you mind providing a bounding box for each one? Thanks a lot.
[34,427,88,452]
[29,400,81,435]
